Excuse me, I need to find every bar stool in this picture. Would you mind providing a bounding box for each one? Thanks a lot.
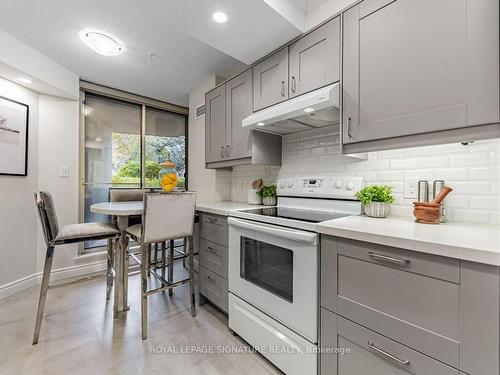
[125,192,196,340]
[33,191,120,344]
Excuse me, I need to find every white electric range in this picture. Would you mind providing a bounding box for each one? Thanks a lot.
[227,176,364,375]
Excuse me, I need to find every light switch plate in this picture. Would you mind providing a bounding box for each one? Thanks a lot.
[59,165,69,178]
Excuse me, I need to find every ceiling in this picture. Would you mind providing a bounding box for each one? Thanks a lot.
[0,0,345,106]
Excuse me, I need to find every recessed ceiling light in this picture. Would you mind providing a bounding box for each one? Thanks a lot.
[17,77,32,84]
[257,122,265,126]
[80,31,123,56]
[304,107,314,113]
[212,11,228,23]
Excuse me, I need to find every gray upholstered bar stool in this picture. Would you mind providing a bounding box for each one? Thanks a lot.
[106,188,145,302]
[33,191,120,345]
[125,192,196,340]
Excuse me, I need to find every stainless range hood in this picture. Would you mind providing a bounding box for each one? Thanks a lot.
[242,83,340,135]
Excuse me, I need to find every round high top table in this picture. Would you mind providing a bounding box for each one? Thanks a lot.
[91,201,144,317]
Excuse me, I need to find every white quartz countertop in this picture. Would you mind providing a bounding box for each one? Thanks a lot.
[196,201,262,216]
[316,215,500,266]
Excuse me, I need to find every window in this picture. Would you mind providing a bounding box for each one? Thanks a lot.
[80,86,188,252]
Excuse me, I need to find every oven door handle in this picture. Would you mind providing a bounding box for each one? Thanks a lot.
[228,217,318,245]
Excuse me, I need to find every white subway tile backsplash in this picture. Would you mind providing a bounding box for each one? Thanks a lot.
[215,124,499,224]
[450,153,490,168]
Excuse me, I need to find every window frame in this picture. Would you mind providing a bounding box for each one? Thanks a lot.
[78,81,189,255]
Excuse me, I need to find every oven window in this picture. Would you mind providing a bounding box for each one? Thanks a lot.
[240,237,293,302]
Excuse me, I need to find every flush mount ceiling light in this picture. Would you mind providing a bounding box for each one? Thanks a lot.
[257,122,265,126]
[80,31,123,56]
[17,77,32,84]
[304,107,314,113]
[212,11,228,23]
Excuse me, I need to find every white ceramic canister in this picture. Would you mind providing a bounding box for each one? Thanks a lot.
[247,189,262,205]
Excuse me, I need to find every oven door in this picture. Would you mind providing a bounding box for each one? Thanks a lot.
[228,217,319,342]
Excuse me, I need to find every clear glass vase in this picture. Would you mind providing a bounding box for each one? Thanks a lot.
[159,158,177,193]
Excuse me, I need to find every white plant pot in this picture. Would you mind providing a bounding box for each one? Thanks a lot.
[364,202,391,218]
[247,189,262,205]
[262,196,277,206]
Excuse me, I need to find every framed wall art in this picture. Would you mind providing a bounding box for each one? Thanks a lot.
[0,96,29,176]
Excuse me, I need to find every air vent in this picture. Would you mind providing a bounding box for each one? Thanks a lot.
[195,104,206,119]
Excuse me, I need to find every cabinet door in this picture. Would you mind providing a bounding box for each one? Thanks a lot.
[253,47,288,111]
[225,69,253,160]
[342,0,499,144]
[205,86,226,163]
[289,17,340,98]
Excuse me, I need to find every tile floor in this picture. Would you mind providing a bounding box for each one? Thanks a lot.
[0,260,281,375]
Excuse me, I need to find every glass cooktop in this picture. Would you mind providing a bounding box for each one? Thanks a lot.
[240,207,353,223]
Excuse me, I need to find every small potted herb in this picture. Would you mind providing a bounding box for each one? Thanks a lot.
[355,185,395,218]
[257,184,277,206]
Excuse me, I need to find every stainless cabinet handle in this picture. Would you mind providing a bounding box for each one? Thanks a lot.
[291,76,296,93]
[207,246,217,254]
[208,217,218,223]
[281,81,285,97]
[368,252,410,267]
[347,117,352,138]
[226,145,230,157]
[207,275,217,284]
[220,146,225,158]
[368,341,410,366]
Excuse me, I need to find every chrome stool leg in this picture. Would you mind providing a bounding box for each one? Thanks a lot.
[106,239,114,300]
[147,244,152,276]
[187,237,196,317]
[33,245,55,345]
[141,243,148,340]
[161,241,166,281]
[168,240,174,296]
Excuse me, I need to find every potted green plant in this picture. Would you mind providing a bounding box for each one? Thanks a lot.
[355,185,395,218]
[257,184,277,206]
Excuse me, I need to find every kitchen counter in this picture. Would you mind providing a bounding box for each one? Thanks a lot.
[316,215,500,266]
[196,201,262,216]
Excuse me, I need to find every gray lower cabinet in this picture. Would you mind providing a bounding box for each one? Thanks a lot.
[289,16,340,98]
[320,236,500,375]
[342,0,499,148]
[253,47,288,111]
[198,213,229,312]
[321,310,459,375]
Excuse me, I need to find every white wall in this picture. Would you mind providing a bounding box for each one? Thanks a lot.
[0,32,105,299]
[0,78,39,287]
[37,95,80,271]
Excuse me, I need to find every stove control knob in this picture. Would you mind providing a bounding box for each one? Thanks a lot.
[346,181,355,191]
[334,180,343,189]
[280,182,286,189]
[287,182,294,188]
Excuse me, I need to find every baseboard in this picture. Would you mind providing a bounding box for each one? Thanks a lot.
[0,260,107,300]
[0,274,39,301]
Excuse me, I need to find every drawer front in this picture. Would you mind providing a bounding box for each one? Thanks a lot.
[199,239,228,278]
[199,266,228,312]
[338,238,460,283]
[200,213,228,246]
[337,316,459,375]
[338,254,460,366]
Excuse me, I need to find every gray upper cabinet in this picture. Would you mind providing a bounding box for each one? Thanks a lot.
[225,69,253,161]
[253,47,288,111]
[342,0,500,146]
[289,17,340,98]
[205,85,226,163]
[205,69,282,168]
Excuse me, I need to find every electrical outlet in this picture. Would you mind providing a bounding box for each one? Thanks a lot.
[404,179,418,199]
